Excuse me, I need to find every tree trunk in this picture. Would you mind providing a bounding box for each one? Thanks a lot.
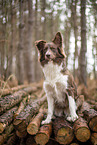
[64,19,71,66]
[41,0,46,40]
[71,0,78,78]
[16,0,25,84]
[34,0,43,81]
[26,0,33,83]
[7,0,14,78]
[79,0,87,86]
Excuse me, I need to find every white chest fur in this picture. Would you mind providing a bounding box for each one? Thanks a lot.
[42,61,68,89]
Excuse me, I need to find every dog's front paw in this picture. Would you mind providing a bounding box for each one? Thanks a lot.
[41,118,51,125]
[67,114,78,122]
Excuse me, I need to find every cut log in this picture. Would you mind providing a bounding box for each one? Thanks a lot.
[0,124,14,145]
[6,132,18,145]
[90,133,97,145]
[53,117,74,145]
[14,97,28,118]
[83,109,97,132]
[27,109,45,135]
[26,135,38,145]
[16,130,27,138]
[13,96,46,133]
[0,86,37,115]
[35,123,52,145]
[0,84,36,97]
[73,117,90,142]
[0,106,17,133]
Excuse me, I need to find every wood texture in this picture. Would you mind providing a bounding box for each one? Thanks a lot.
[73,117,90,142]
[13,96,46,134]
[35,124,52,145]
[27,110,44,135]
[0,106,17,133]
[0,86,37,115]
[0,124,14,145]
[90,133,97,145]
[53,117,74,145]
[83,109,97,132]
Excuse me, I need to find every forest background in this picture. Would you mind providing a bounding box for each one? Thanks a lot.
[0,0,97,86]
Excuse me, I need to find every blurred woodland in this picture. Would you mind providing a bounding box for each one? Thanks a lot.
[0,0,97,86]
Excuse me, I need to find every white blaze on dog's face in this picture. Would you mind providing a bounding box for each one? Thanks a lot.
[35,32,66,66]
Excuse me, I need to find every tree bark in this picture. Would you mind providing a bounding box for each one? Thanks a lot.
[23,0,33,83]
[79,0,87,86]
[13,96,46,134]
[6,132,18,145]
[83,109,97,132]
[53,117,74,145]
[41,0,46,40]
[14,97,28,118]
[71,0,78,78]
[35,123,52,145]
[0,86,37,114]
[0,106,17,133]
[0,124,14,145]
[73,117,90,142]
[27,109,45,135]
[16,0,25,84]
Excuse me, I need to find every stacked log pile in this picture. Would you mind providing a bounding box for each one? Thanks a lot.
[0,83,97,145]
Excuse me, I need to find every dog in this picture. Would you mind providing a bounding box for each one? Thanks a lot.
[35,32,78,124]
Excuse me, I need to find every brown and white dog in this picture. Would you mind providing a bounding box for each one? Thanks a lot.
[35,32,78,124]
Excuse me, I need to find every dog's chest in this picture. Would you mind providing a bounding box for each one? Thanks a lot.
[42,62,68,90]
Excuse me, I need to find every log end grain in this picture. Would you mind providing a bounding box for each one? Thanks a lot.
[90,133,97,145]
[35,124,52,145]
[35,133,49,145]
[74,117,91,142]
[56,127,74,145]
[27,123,38,135]
[16,130,27,138]
[75,127,90,142]
[89,116,97,132]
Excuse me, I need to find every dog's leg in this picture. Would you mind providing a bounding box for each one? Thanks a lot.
[41,82,54,124]
[67,96,78,122]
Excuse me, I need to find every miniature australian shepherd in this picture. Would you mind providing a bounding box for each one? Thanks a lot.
[35,32,78,124]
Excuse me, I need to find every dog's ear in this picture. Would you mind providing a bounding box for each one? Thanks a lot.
[52,32,62,48]
[35,40,46,51]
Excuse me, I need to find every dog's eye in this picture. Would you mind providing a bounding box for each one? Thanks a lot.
[50,47,56,52]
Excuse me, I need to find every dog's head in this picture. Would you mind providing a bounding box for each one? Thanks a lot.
[35,32,66,66]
